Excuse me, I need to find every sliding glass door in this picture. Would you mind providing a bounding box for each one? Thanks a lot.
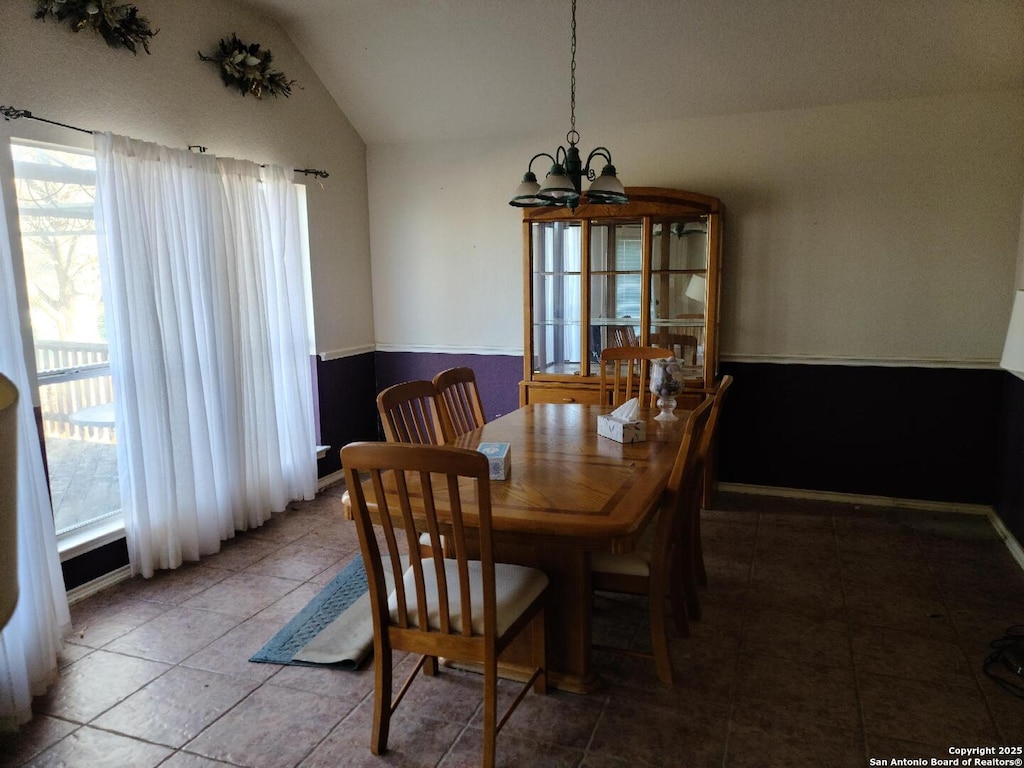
[10,141,122,541]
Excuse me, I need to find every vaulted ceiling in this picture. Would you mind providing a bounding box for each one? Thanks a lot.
[240,0,1024,145]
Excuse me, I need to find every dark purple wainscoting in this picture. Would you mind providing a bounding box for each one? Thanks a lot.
[316,351,379,477]
[374,351,523,422]
[997,372,1024,543]
[60,355,1021,590]
[717,362,1003,509]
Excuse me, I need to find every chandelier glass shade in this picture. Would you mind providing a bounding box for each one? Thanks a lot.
[509,0,626,210]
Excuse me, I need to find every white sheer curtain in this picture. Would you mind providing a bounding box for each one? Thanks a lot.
[0,174,71,730]
[94,133,316,579]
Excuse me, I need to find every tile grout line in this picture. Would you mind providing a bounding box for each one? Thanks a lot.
[833,513,873,764]
[917,524,1006,743]
[717,508,763,768]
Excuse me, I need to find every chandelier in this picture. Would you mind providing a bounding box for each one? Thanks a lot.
[509,0,627,210]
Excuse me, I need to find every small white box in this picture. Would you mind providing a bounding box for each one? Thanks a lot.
[477,442,511,480]
[597,414,647,444]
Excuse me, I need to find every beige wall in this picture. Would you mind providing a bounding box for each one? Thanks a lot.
[0,0,374,359]
[3,1,1020,369]
[368,89,1024,366]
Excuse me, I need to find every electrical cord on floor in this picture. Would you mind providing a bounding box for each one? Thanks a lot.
[983,625,1024,699]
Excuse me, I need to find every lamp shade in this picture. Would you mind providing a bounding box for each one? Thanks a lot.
[586,164,628,204]
[685,274,707,303]
[1001,289,1024,378]
[0,373,18,631]
[509,172,546,208]
[537,164,579,206]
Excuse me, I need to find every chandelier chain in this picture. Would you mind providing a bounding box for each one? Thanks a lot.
[509,0,626,209]
[569,0,577,144]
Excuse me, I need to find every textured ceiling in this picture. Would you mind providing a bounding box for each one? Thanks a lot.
[239,0,1024,145]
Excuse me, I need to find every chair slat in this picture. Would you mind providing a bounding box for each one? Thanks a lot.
[419,469,452,634]
[445,472,474,637]
[396,470,429,630]
[373,468,409,627]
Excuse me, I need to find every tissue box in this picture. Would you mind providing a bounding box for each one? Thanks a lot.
[477,442,511,480]
[597,415,647,444]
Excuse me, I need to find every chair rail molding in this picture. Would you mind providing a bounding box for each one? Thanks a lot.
[374,343,524,357]
[317,344,377,362]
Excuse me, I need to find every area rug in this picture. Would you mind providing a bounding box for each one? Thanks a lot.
[250,555,374,670]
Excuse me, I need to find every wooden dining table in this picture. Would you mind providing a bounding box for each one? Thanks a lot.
[344,402,690,693]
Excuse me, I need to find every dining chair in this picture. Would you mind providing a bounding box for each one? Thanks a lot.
[599,345,673,407]
[590,395,713,685]
[341,442,548,768]
[612,323,639,348]
[694,374,734,588]
[376,379,446,445]
[375,380,449,557]
[432,366,486,441]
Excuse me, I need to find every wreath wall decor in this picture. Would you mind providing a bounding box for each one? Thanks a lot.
[35,0,158,55]
[199,34,296,100]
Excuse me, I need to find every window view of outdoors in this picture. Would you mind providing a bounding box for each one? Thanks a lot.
[11,142,121,536]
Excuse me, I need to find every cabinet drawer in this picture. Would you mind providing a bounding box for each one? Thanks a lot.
[526,386,605,405]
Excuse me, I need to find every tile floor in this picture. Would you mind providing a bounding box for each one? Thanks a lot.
[3,487,1024,767]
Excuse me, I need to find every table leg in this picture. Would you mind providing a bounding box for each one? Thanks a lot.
[492,540,598,694]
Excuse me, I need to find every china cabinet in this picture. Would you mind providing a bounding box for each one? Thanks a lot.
[519,187,723,407]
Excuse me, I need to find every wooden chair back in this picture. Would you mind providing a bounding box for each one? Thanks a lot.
[654,395,713,667]
[343,442,496,642]
[590,395,713,685]
[694,374,734,585]
[376,380,445,445]
[433,366,486,441]
[699,375,733,483]
[612,324,639,347]
[599,345,673,406]
[342,441,548,766]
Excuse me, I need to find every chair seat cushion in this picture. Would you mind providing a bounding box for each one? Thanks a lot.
[591,518,655,578]
[389,559,548,636]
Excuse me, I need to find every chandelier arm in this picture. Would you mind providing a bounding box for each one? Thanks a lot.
[527,152,557,174]
[584,147,613,170]
[586,147,618,181]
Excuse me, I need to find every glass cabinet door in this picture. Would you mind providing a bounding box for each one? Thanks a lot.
[650,218,708,378]
[522,188,721,399]
[589,221,643,375]
[531,221,582,375]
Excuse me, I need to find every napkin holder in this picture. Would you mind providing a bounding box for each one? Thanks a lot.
[477,442,511,480]
[597,398,646,444]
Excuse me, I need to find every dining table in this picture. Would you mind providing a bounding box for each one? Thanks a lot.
[344,401,691,693]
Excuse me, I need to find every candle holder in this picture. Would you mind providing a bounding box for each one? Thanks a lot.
[649,357,684,422]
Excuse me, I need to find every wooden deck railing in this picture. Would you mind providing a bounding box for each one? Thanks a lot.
[35,340,115,444]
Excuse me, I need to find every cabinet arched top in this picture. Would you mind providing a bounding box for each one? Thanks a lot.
[521,187,722,222]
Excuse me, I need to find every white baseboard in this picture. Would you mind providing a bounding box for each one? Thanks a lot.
[717,482,1024,571]
[66,565,132,605]
[318,469,346,491]
[718,482,993,515]
[985,510,1024,573]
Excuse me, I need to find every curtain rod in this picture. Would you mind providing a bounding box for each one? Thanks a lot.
[0,106,330,180]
